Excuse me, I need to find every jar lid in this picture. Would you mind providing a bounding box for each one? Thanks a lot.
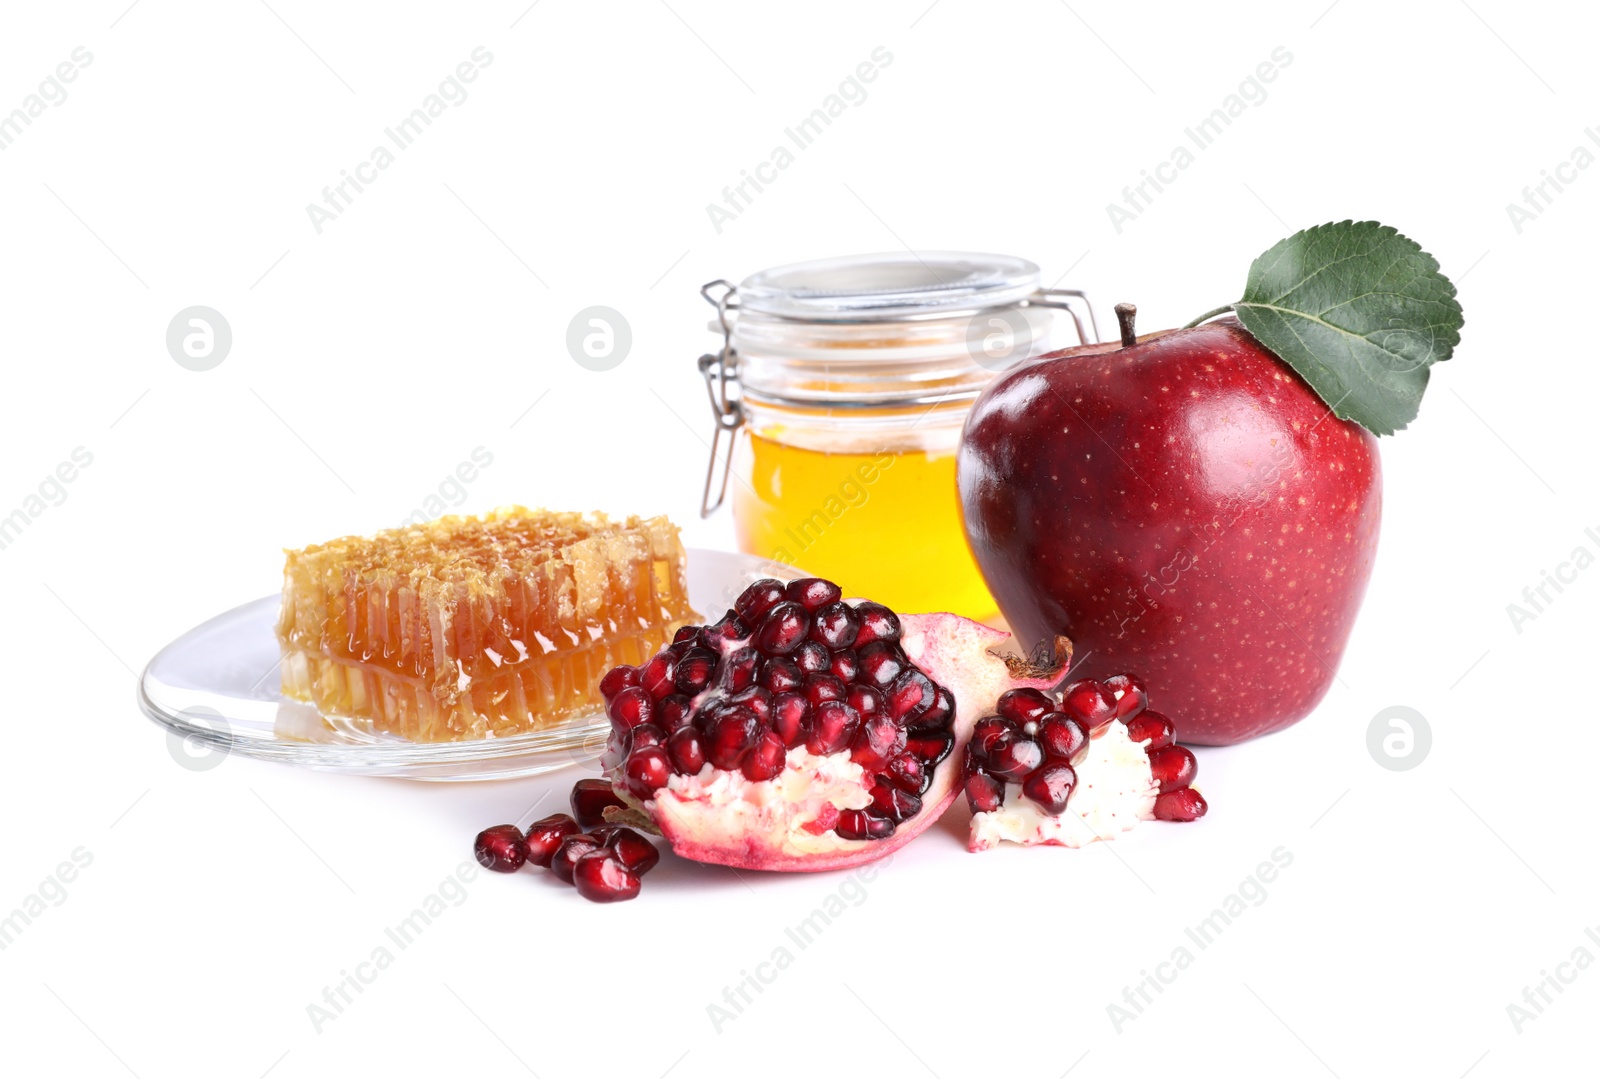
[736,251,1042,322]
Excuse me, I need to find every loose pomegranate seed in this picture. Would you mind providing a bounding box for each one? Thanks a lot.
[1061,679,1118,731]
[719,647,759,693]
[829,649,859,683]
[809,602,861,649]
[849,714,906,769]
[524,814,580,868]
[656,694,692,732]
[1038,714,1088,760]
[698,610,748,652]
[707,708,762,769]
[905,729,954,765]
[1103,673,1148,721]
[1124,710,1175,752]
[550,832,603,884]
[570,779,626,829]
[607,686,653,730]
[996,687,1054,726]
[641,653,677,699]
[853,602,901,646]
[856,642,905,690]
[592,825,661,873]
[885,751,928,794]
[806,700,860,755]
[735,579,787,624]
[835,809,894,840]
[728,686,772,723]
[572,849,642,903]
[804,672,847,707]
[599,665,638,700]
[887,669,936,721]
[871,780,923,822]
[674,649,718,695]
[742,729,788,781]
[756,601,809,656]
[771,692,809,747]
[965,772,1004,813]
[971,716,1018,757]
[1152,787,1208,822]
[986,735,1044,781]
[759,656,803,693]
[786,577,842,611]
[474,825,526,872]
[793,640,829,674]
[1149,745,1198,793]
[1021,762,1077,813]
[623,746,673,799]
[846,684,886,721]
[666,726,707,775]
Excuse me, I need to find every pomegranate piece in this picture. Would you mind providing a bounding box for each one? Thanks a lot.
[474,825,527,873]
[524,814,580,868]
[550,832,604,884]
[963,673,1208,850]
[572,849,642,903]
[598,581,1071,873]
[570,778,627,829]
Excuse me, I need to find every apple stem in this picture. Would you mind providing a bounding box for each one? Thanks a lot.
[1114,303,1138,347]
[1182,304,1235,329]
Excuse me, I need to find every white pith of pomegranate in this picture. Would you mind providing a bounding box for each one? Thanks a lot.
[963,674,1207,851]
[598,577,1069,873]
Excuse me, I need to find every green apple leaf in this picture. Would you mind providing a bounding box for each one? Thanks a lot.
[1224,220,1464,436]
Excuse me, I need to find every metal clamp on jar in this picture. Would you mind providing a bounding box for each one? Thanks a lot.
[696,252,1095,622]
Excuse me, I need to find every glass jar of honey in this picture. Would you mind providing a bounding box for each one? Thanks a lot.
[696,252,1095,623]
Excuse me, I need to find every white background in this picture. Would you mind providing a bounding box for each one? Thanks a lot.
[0,0,1594,1076]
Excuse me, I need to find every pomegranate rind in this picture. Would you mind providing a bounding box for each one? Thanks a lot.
[608,612,1067,872]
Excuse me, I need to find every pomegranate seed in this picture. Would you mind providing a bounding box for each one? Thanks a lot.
[996,688,1054,726]
[572,849,641,903]
[1124,710,1175,752]
[1038,714,1088,760]
[1149,746,1198,793]
[707,708,762,769]
[965,772,1004,813]
[570,779,626,829]
[911,687,955,731]
[856,642,905,690]
[656,694,693,732]
[756,601,809,655]
[771,692,810,747]
[698,610,748,652]
[719,647,759,693]
[1061,679,1118,731]
[627,723,667,753]
[835,809,894,840]
[987,735,1044,781]
[550,832,603,884]
[728,686,772,723]
[885,752,929,794]
[829,649,859,683]
[524,814,580,868]
[806,700,860,755]
[850,714,906,769]
[809,602,861,649]
[674,649,718,695]
[786,577,842,611]
[666,726,707,774]
[607,686,653,730]
[871,779,923,822]
[971,716,1018,757]
[759,656,803,693]
[804,672,847,707]
[853,602,901,646]
[887,669,936,721]
[623,746,673,799]
[905,729,954,765]
[1103,673,1148,721]
[1021,762,1077,813]
[846,684,886,720]
[1153,787,1208,822]
[641,652,677,699]
[592,825,661,874]
[734,579,787,624]
[742,729,788,781]
[672,625,700,647]
[793,640,829,674]
[599,665,639,700]
[473,825,526,872]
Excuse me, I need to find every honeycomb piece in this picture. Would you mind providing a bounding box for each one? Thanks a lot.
[277,508,696,742]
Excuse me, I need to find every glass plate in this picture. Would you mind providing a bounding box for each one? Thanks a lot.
[139,548,797,781]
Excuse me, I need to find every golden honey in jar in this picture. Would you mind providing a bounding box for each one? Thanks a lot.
[697,253,1094,623]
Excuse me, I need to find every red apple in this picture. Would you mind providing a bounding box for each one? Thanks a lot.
[957,317,1381,745]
